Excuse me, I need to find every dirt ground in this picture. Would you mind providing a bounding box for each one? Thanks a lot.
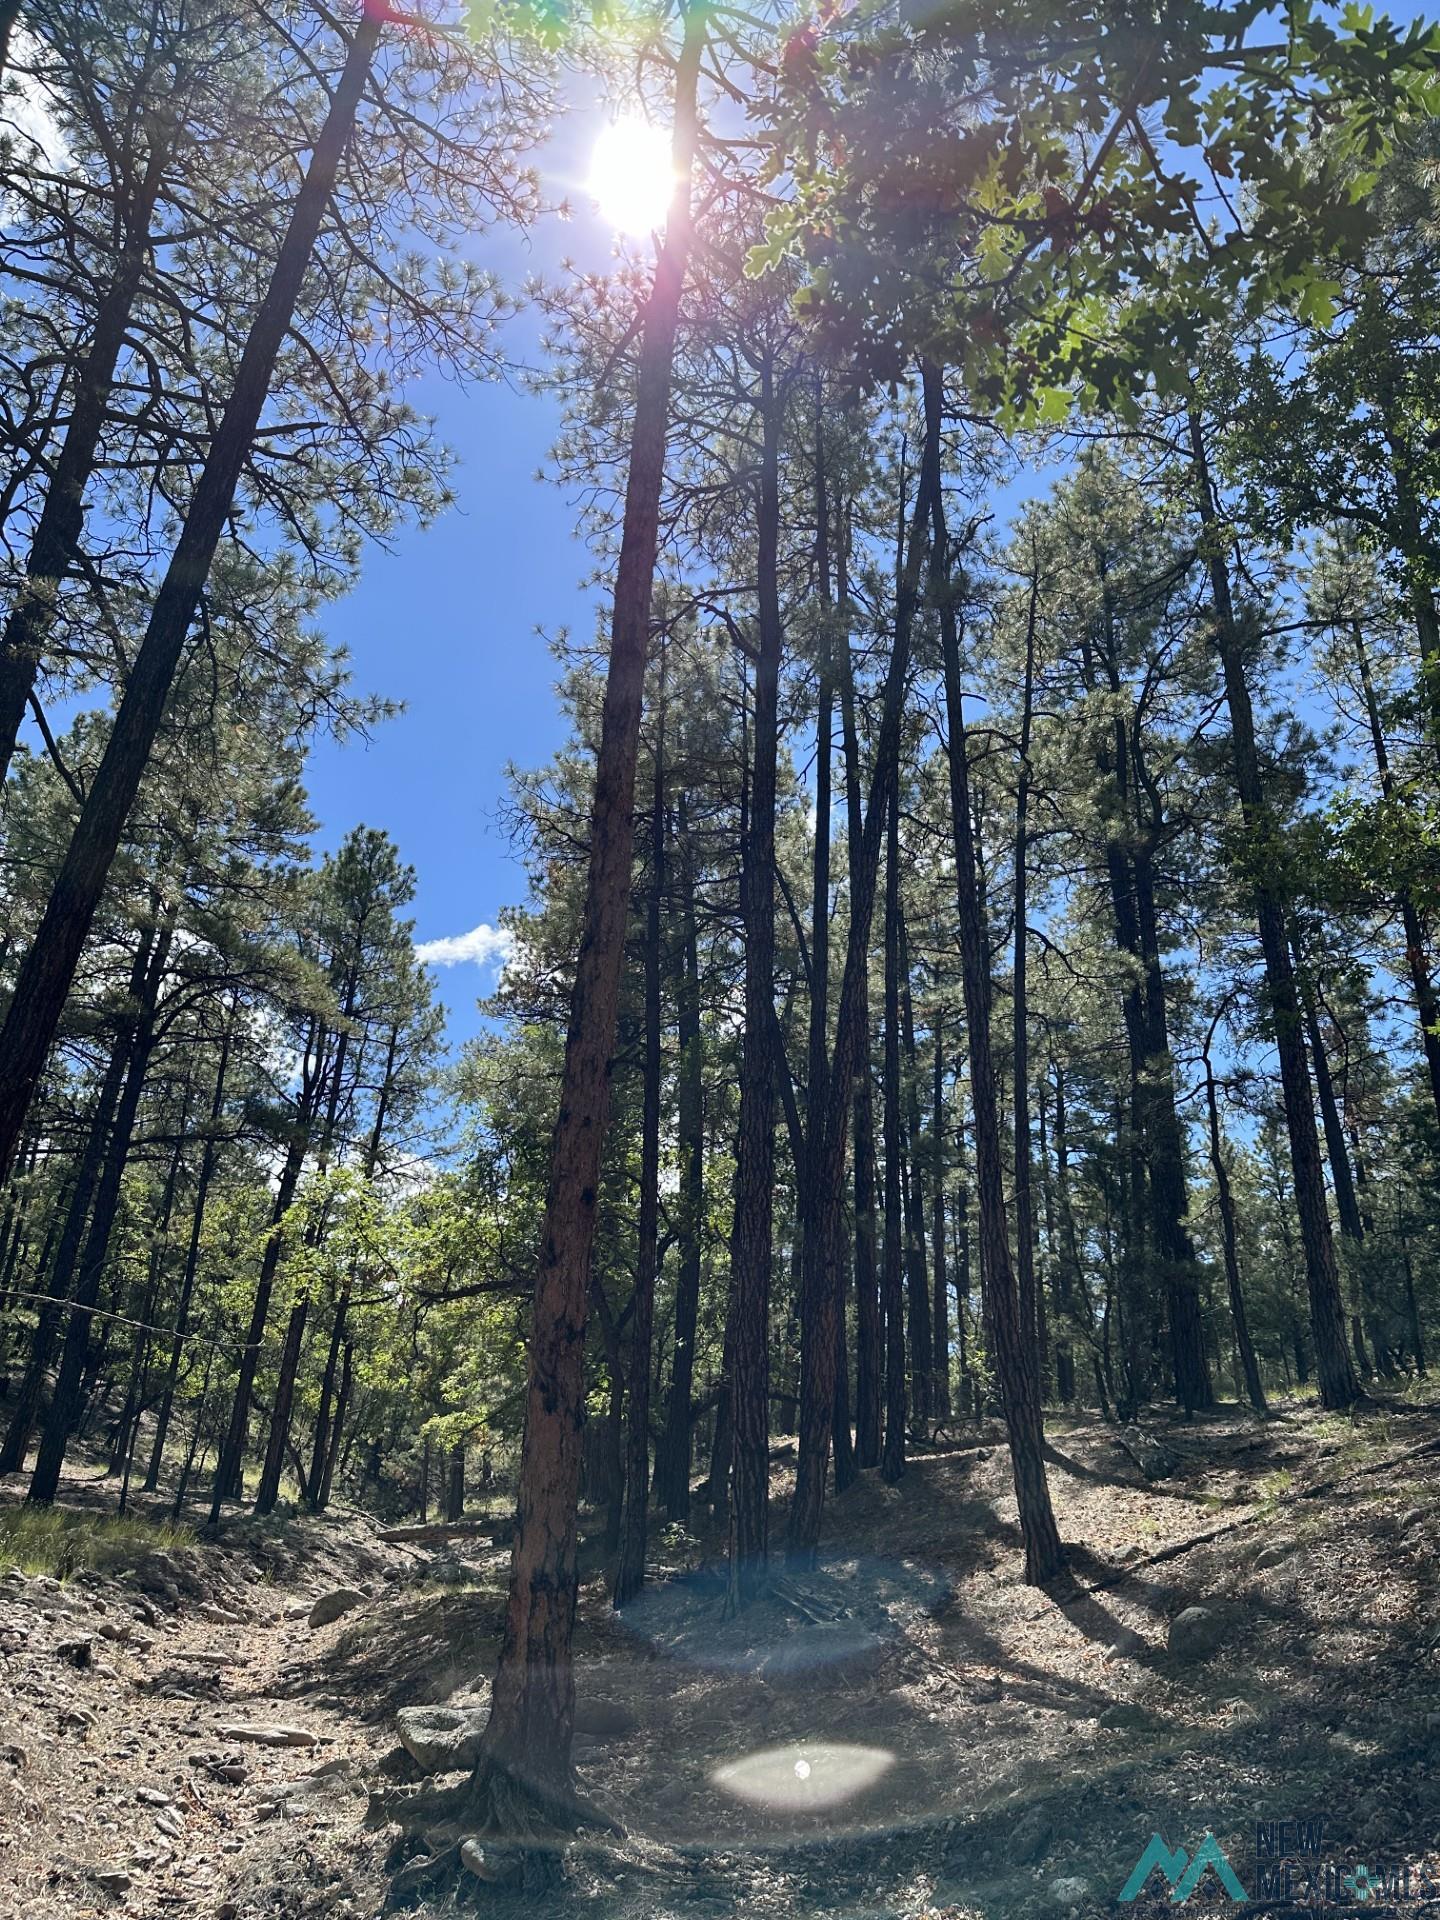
[4,1399,1440,1920]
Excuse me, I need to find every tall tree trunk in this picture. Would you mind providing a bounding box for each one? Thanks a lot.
[0,2,385,1185]
[928,362,1063,1583]
[28,918,173,1504]
[318,1338,352,1511]
[808,439,857,1496]
[616,678,665,1610]
[787,448,930,1557]
[1012,556,1041,1383]
[1202,1036,1267,1414]
[145,1004,232,1491]
[468,5,704,1822]
[899,913,933,1432]
[210,1120,310,1516]
[932,1022,951,1422]
[726,363,783,1611]
[1351,618,1440,1133]
[0,136,175,777]
[657,790,702,1520]
[0,978,139,1474]
[839,602,882,1469]
[1189,410,1358,1411]
[881,790,907,1485]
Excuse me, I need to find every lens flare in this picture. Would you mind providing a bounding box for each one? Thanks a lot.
[711,1741,895,1813]
[588,114,677,235]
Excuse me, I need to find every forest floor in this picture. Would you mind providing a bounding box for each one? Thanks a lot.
[3,1397,1440,1920]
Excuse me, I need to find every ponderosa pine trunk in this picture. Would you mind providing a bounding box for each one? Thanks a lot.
[0,1,385,1186]
[808,434,857,1497]
[145,1005,232,1491]
[1350,619,1440,1132]
[1202,1035,1267,1414]
[209,1120,309,1516]
[838,596,882,1468]
[787,452,930,1558]
[0,975,138,1475]
[28,917,173,1505]
[726,361,783,1611]
[1189,410,1358,1411]
[931,1023,952,1420]
[0,132,175,779]
[881,790,908,1485]
[899,913,933,1432]
[927,361,1063,1584]
[1011,557,1041,1381]
[656,789,702,1520]
[466,4,704,1826]
[615,682,665,1610]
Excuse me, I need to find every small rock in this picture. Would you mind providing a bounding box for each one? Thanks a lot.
[308,1587,366,1629]
[459,1838,523,1886]
[1168,1605,1225,1662]
[197,1603,246,1627]
[1051,1877,1088,1905]
[395,1704,487,1774]
[97,1619,132,1643]
[92,1868,132,1893]
[136,1787,171,1807]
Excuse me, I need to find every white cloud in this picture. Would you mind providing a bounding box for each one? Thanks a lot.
[414,922,515,975]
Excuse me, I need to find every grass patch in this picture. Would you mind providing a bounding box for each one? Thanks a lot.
[0,1504,194,1582]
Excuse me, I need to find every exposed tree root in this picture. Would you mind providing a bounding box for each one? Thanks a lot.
[382,1752,623,1908]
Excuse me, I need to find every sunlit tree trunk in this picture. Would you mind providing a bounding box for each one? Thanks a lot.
[467,6,704,1828]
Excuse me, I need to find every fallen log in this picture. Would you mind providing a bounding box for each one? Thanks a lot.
[378,1517,514,1545]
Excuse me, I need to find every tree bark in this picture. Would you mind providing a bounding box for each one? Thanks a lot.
[899,911,933,1432]
[0,1,385,1185]
[787,444,931,1557]
[615,676,665,1610]
[28,917,173,1504]
[928,362,1063,1584]
[0,134,174,778]
[145,1005,232,1491]
[726,360,783,1611]
[881,789,908,1485]
[931,1020,951,1422]
[839,601,882,1469]
[656,789,702,1520]
[1202,1036,1267,1414]
[1189,410,1358,1411]
[468,4,703,1817]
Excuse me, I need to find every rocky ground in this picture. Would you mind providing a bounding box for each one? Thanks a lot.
[4,1399,1440,1920]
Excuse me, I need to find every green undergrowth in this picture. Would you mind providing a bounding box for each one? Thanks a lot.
[0,1502,194,1581]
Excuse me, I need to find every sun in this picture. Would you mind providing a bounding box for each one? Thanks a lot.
[588,114,678,236]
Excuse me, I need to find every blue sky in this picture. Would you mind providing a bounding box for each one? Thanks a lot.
[305,101,629,1053]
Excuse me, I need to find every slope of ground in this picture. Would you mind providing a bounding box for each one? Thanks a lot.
[4,1400,1440,1920]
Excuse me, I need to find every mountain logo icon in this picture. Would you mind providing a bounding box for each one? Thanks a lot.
[1120,1831,1247,1903]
